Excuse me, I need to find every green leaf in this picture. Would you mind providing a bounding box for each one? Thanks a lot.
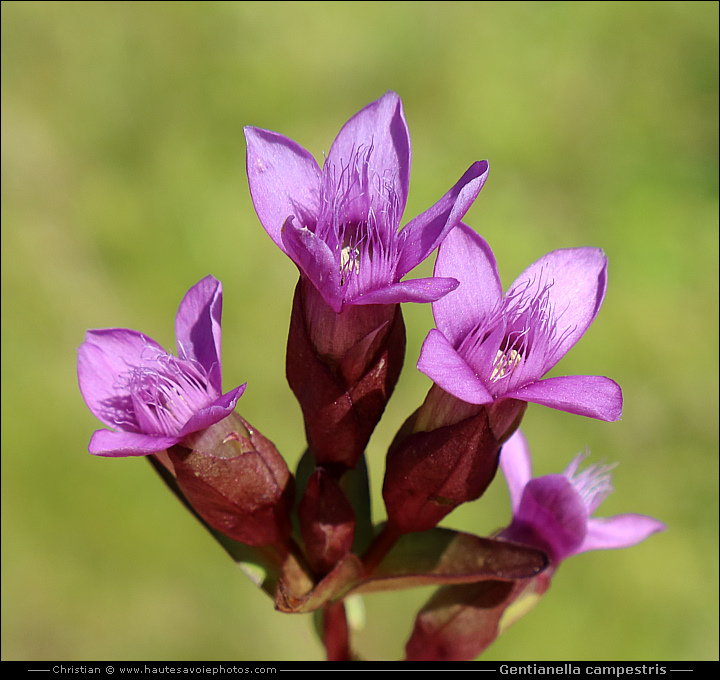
[354,525,547,594]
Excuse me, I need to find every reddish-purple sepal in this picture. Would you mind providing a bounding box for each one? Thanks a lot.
[167,413,294,547]
[299,469,356,575]
[286,279,405,470]
[382,385,527,534]
[405,571,552,661]
[382,404,513,534]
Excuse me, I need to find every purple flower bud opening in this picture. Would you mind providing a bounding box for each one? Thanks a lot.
[499,431,666,566]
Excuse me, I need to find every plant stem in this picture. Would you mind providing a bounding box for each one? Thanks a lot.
[322,600,352,661]
[360,522,401,578]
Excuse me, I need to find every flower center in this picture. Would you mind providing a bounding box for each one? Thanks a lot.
[121,350,216,436]
[490,347,522,382]
[462,271,570,396]
[314,145,402,300]
[339,239,362,286]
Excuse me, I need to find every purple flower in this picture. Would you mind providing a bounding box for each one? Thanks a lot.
[417,222,623,421]
[245,91,489,313]
[498,430,665,565]
[77,276,246,457]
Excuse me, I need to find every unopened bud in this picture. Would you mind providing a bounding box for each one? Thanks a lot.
[382,388,527,534]
[286,279,405,470]
[298,469,356,575]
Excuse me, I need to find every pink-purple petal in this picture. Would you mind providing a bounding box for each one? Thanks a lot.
[281,217,343,312]
[499,430,534,513]
[417,329,495,405]
[349,277,459,306]
[579,515,667,554]
[513,475,588,562]
[397,161,489,278]
[510,247,608,374]
[77,329,165,429]
[175,275,223,394]
[327,91,411,212]
[431,222,503,344]
[244,126,322,248]
[89,429,180,457]
[504,375,623,422]
[178,384,247,437]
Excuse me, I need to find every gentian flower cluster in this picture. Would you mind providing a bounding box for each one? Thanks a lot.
[78,92,664,661]
[246,92,488,472]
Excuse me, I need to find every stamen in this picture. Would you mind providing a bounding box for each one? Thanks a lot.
[490,348,522,382]
[340,244,361,286]
[119,349,216,437]
[463,268,569,395]
[565,453,617,515]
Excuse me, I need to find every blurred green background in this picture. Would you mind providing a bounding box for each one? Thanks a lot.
[2,0,717,662]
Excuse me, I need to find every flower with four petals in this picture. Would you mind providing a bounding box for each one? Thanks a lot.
[499,429,666,565]
[245,91,489,313]
[418,222,623,422]
[77,275,246,457]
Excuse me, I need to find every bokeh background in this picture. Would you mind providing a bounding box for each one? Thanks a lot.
[2,1,717,662]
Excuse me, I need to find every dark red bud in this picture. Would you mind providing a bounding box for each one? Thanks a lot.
[382,408,501,534]
[405,570,553,661]
[286,278,405,470]
[299,469,356,575]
